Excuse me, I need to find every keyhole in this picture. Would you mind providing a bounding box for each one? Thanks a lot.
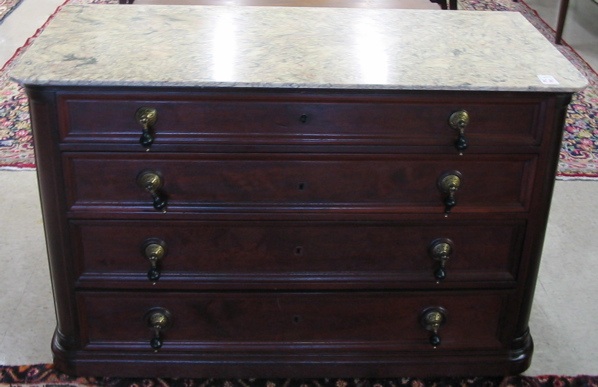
[294,246,303,256]
[299,114,308,123]
[298,182,306,191]
[292,315,302,324]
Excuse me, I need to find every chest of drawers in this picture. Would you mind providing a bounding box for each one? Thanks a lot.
[11,5,586,378]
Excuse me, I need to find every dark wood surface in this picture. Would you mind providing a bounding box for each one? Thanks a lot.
[58,91,544,148]
[64,154,534,210]
[78,291,509,349]
[71,219,525,288]
[555,0,570,44]
[26,85,572,377]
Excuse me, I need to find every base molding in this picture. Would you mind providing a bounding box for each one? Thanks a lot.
[508,328,534,370]
[53,337,533,378]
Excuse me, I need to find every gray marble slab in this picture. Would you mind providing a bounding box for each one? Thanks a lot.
[10,4,588,91]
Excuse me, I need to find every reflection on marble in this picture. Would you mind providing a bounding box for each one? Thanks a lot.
[10,5,587,91]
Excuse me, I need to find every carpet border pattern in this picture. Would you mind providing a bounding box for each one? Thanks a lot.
[460,0,598,180]
[0,0,117,171]
[2,364,598,387]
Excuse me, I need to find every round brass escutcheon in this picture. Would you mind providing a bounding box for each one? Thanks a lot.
[136,171,163,192]
[136,170,167,212]
[438,172,462,194]
[144,242,166,262]
[429,238,454,282]
[136,107,158,149]
[448,110,470,154]
[145,307,172,330]
[144,307,172,351]
[437,171,462,216]
[449,110,469,131]
[142,239,167,282]
[420,307,447,348]
[429,238,454,262]
[135,107,158,129]
[150,312,168,328]
[420,307,447,332]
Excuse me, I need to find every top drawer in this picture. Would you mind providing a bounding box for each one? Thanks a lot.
[57,90,545,149]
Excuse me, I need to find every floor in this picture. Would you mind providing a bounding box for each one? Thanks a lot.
[0,0,597,377]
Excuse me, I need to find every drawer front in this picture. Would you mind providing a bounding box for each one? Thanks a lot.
[64,153,535,213]
[58,92,543,147]
[77,291,511,351]
[71,219,524,287]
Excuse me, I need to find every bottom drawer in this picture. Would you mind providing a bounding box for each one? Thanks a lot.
[78,291,512,352]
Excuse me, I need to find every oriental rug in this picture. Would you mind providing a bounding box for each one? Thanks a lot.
[0,0,597,178]
[2,364,598,387]
[462,0,598,180]
[0,0,23,24]
[0,0,116,170]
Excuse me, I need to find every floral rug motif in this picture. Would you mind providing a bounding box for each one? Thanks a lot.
[0,0,597,178]
[0,0,23,24]
[1,364,598,387]
[460,0,598,180]
[0,0,116,170]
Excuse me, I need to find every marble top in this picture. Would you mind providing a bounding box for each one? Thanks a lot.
[10,4,587,92]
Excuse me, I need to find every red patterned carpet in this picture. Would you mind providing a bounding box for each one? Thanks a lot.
[0,0,597,177]
[1,364,598,387]
[470,0,597,180]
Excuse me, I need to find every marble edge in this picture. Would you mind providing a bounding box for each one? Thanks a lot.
[9,76,588,93]
[7,4,589,93]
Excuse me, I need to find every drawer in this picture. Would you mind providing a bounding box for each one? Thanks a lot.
[77,291,511,352]
[71,219,524,288]
[57,91,545,148]
[64,153,536,213]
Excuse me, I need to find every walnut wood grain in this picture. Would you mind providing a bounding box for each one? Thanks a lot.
[25,84,571,377]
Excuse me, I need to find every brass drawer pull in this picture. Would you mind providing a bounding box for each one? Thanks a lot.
[136,107,158,150]
[142,239,167,283]
[136,170,167,212]
[449,110,469,155]
[145,307,172,351]
[420,307,447,348]
[429,238,454,282]
[437,171,462,217]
